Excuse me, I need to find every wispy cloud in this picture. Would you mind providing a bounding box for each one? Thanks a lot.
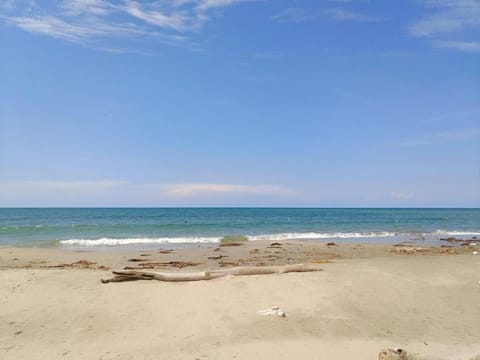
[434,40,480,53]
[164,183,295,197]
[410,0,480,36]
[60,0,112,16]
[253,52,282,59]
[0,0,16,11]
[123,1,190,32]
[399,128,480,146]
[271,6,381,24]
[391,191,413,200]
[0,180,295,206]
[6,15,146,42]
[409,0,480,53]
[270,8,313,23]
[0,0,256,51]
[323,8,383,22]
[0,180,129,205]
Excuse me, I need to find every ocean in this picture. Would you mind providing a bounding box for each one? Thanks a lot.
[0,208,479,248]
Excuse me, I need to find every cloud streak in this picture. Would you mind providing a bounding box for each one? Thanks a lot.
[164,183,295,197]
[0,0,256,50]
[409,0,480,53]
[0,180,295,206]
[391,191,413,200]
[434,40,480,53]
[399,128,480,146]
[323,8,383,22]
[271,6,382,24]
[270,8,314,23]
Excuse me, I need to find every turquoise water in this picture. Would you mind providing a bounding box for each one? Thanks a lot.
[0,208,479,247]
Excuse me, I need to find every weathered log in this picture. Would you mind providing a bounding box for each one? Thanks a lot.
[101,264,322,283]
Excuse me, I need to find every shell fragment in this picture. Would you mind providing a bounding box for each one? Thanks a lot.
[257,307,286,317]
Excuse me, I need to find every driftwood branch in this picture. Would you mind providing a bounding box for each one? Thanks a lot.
[101,264,322,283]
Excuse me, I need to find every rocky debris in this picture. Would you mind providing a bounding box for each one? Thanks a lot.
[440,237,478,246]
[219,242,244,247]
[268,242,282,248]
[219,259,241,267]
[124,261,201,270]
[158,249,174,254]
[392,246,456,255]
[208,255,229,260]
[45,260,110,270]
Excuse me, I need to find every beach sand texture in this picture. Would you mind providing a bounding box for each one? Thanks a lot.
[1,241,480,360]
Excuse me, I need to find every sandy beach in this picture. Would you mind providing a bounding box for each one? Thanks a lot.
[1,240,480,360]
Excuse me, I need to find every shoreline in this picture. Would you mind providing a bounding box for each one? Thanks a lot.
[1,240,480,359]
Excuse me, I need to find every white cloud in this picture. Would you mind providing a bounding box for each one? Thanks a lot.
[399,128,480,146]
[270,8,313,23]
[391,191,413,200]
[6,15,147,41]
[164,183,295,197]
[409,0,480,37]
[0,0,16,10]
[61,0,112,16]
[409,0,480,52]
[123,1,189,31]
[271,6,381,24]
[323,8,382,22]
[0,180,128,206]
[197,0,252,11]
[0,180,295,206]
[434,40,480,52]
[0,0,257,50]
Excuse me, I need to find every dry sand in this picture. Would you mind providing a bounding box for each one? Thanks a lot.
[1,240,480,359]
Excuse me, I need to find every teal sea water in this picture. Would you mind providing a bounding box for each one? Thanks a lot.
[0,208,479,248]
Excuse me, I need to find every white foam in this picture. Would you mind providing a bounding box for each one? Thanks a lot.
[247,232,398,241]
[61,237,221,246]
[59,230,480,247]
[59,232,400,246]
[433,230,480,236]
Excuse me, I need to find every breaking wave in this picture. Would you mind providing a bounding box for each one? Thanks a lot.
[60,231,401,246]
[432,230,480,236]
[61,237,221,246]
[57,229,480,247]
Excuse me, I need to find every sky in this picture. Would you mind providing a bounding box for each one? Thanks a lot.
[0,0,479,207]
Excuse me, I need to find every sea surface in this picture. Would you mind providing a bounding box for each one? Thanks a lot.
[1,208,479,248]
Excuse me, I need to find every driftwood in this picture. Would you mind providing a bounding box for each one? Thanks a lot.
[101,264,322,283]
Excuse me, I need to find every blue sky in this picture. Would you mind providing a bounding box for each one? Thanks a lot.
[0,0,479,207]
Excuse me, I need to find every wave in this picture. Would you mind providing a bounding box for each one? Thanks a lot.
[60,237,221,246]
[247,232,398,241]
[432,230,480,236]
[59,231,399,246]
[56,229,480,247]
